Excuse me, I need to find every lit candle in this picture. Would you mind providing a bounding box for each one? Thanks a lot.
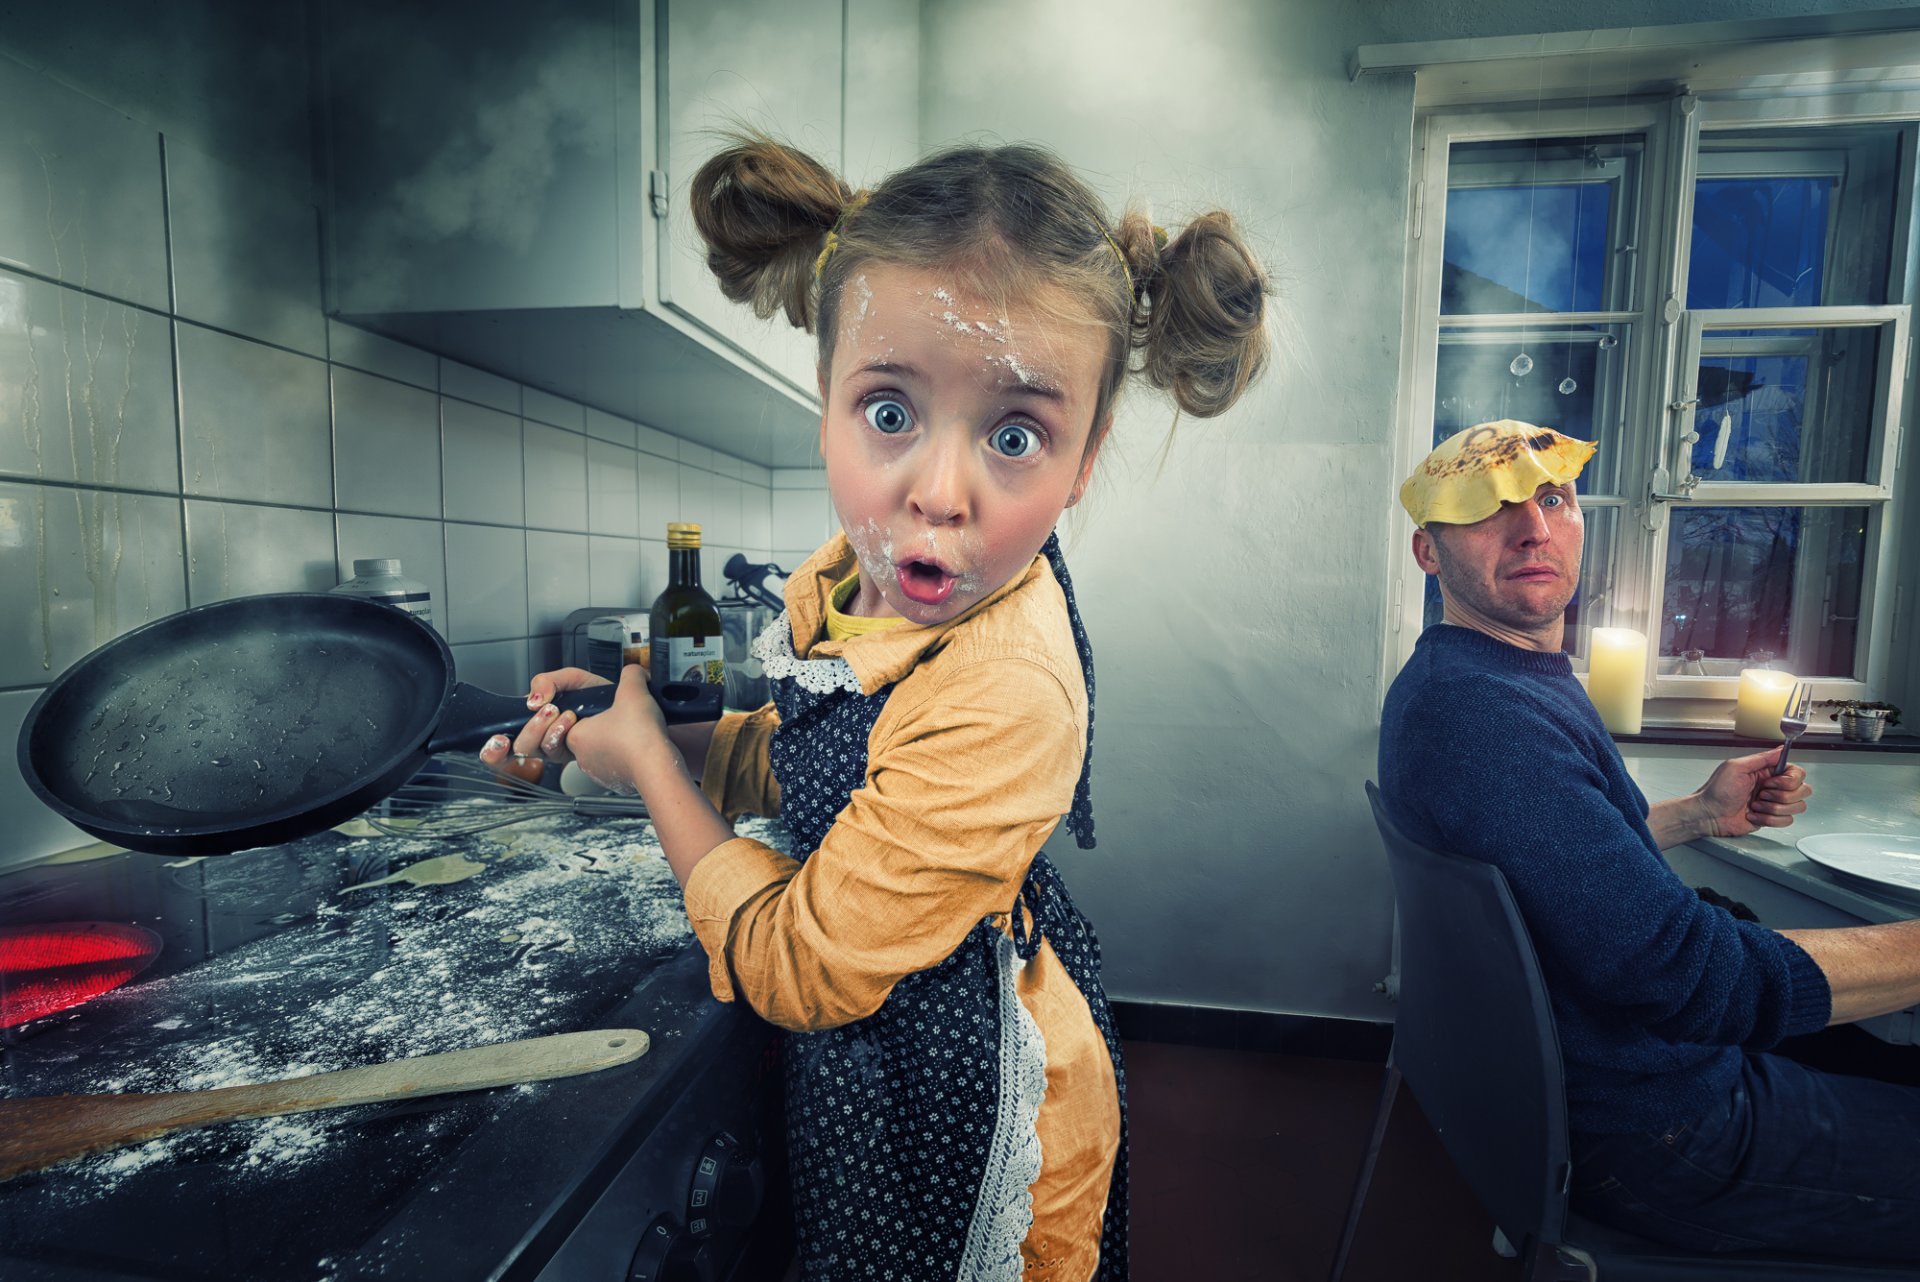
[1733,669,1797,740]
[1586,627,1648,734]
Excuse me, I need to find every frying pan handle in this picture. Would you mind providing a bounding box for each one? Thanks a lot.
[427,681,725,755]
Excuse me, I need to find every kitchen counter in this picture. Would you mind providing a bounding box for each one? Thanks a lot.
[0,805,793,1282]
[1623,745,1920,1041]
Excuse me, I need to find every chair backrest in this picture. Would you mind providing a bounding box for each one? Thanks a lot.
[1365,780,1571,1249]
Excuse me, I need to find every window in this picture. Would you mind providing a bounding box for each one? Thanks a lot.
[1398,91,1916,715]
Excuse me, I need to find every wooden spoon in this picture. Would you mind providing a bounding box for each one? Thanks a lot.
[0,1027,649,1182]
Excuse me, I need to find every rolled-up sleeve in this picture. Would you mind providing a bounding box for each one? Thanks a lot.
[682,656,1083,1031]
[699,704,782,821]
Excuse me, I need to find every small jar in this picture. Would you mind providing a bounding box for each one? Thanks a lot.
[331,557,433,624]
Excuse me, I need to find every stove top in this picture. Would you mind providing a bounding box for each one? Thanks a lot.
[0,810,791,1281]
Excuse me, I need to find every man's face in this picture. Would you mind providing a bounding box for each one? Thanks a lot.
[1413,482,1584,639]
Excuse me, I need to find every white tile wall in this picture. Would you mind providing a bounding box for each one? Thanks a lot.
[335,513,447,634]
[449,639,528,694]
[327,319,436,389]
[165,138,325,356]
[440,359,519,412]
[586,407,637,448]
[443,522,528,642]
[0,269,180,492]
[0,54,775,866]
[332,367,441,519]
[0,55,169,311]
[588,535,644,607]
[442,400,523,525]
[523,386,584,431]
[184,500,337,601]
[0,482,187,687]
[0,688,86,857]
[177,323,333,507]
[526,531,591,632]
[522,421,588,533]
[587,439,639,537]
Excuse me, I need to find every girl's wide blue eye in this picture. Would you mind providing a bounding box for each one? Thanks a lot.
[990,423,1042,459]
[864,399,912,434]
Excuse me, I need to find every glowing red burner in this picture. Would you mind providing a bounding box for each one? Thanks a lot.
[0,922,164,1029]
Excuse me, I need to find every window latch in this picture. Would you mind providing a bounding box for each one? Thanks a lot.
[1650,473,1699,502]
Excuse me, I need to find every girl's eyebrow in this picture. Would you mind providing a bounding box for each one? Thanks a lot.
[851,357,1066,404]
[851,358,922,381]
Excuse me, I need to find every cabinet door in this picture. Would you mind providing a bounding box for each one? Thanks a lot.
[658,0,842,400]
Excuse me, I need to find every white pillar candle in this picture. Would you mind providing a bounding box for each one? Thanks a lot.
[1586,628,1648,734]
[1733,669,1797,740]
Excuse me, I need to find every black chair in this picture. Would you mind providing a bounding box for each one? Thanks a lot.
[1330,781,1915,1282]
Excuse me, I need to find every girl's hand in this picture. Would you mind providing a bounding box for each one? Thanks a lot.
[562,666,673,794]
[478,666,609,777]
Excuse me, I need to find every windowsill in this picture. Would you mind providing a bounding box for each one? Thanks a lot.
[1613,726,1920,754]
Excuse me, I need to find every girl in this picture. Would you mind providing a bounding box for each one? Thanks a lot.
[484,135,1268,1281]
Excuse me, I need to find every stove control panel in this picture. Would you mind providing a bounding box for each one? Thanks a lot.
[685,1131,765,1238]
[626,1214,713,1282]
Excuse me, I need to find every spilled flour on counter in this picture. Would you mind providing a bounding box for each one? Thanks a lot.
[1,813,795,1204]
[338,853,485,892]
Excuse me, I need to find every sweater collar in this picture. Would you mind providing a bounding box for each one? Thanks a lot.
[1419,622,1574,676]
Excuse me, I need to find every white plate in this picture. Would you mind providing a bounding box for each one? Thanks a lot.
[1797,833,1920,900]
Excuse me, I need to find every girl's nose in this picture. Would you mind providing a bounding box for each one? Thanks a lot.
[908,435,970,524]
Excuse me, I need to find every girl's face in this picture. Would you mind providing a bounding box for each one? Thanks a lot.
[818,262,1108,626]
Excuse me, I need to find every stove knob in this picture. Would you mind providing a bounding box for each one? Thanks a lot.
[626,1214,713,1282]
[684,1131,765,1239]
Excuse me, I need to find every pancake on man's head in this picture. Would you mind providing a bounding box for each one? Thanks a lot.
[1400,419,1597,528]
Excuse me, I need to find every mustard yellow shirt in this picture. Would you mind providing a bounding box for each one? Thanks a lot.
[688,535,1119,1280]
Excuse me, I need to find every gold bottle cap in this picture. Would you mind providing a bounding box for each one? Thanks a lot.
[666,522,702,549]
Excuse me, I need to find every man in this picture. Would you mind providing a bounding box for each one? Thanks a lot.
[1379,419,1920,1261]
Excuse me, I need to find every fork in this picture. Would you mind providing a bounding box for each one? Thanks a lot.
[1773,683,1812,776]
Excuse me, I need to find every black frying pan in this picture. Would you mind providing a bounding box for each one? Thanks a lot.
[16,594,720,856]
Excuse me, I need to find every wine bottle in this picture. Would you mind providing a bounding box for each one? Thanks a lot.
[649,523,724,696]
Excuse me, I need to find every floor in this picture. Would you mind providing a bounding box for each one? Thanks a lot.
[1125,1040,1516,1282]
[774,1038,1516,1281]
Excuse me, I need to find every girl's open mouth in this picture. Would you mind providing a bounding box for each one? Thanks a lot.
[896,558,958,606]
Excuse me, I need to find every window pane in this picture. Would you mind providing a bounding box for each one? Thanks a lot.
[1690,324,1883,485]
[1435,324,1628,495]
[1689,124,1903,309]
[1443,138,1643,315]
[1563,505,1620,660]
[1660,506,1869,679]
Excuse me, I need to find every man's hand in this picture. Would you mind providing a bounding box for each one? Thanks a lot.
[1693,747,1813,839]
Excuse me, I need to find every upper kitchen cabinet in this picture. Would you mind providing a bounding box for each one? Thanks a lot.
[318,0,919,466]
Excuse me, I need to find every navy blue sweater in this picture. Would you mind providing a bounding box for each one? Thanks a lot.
[1379,624,1831,1134]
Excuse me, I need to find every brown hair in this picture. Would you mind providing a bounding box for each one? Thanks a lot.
[690,132,1270,446]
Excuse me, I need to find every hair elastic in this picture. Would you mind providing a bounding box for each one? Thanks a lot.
[1104,223,1169,302]
[813,189,872,280]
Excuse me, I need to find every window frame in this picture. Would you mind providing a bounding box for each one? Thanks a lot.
[1389,88,1920,723]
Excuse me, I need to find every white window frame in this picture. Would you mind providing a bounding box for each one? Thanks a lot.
[1388,86,1920,724]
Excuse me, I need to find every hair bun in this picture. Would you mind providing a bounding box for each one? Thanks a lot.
[1133,211,1270,418]
[690,134,853,332]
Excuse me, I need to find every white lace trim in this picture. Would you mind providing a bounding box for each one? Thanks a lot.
[958,933,1049,1282]
[750,611,863,695]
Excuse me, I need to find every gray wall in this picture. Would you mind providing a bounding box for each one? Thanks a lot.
[923,0,1920,1020]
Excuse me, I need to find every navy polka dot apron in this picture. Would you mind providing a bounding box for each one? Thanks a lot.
[763,533,1128,1281]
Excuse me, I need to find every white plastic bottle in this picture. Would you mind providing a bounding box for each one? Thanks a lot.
[330,557,433,625]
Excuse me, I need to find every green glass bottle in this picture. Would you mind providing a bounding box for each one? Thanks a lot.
[649,523,724,695]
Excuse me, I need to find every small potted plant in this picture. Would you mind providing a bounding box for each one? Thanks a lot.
[1813,698,1903,743]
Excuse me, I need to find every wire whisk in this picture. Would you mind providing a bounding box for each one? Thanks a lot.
[364,754,649,839]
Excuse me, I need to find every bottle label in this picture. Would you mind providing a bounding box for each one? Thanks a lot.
[651,635,724,687]
[368,590,433,624]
